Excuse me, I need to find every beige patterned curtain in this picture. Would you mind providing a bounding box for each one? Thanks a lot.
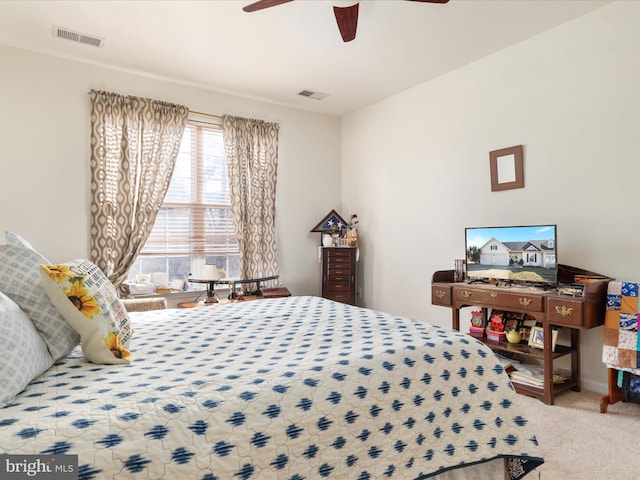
[89,90,188,294]
[222,115,280,285]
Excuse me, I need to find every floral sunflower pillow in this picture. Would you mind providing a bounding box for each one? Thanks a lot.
[39,259,132,364]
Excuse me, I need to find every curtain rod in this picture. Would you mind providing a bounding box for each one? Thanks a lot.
[88,91,222,121]
[189,110,223,121]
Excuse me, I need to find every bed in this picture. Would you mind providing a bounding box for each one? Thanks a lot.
[1,291,543,479]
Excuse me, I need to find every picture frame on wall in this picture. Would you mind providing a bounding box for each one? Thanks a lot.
[489,144,524,192]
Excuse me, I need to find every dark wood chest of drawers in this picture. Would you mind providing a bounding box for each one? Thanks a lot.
[322,247,357,305]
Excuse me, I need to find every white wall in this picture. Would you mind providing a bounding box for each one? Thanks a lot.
[2,2,637,395]
[341,1,640,393]
[0,44,342,298]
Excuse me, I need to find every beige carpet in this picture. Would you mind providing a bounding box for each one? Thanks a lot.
[516,390,640,480]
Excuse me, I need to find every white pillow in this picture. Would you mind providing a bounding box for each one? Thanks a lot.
[0,232,80,360]
[0,291,54,408]
[40,259,133,364]
[6,230,36,250]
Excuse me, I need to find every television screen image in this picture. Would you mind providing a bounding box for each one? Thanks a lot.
[465,224,558,286]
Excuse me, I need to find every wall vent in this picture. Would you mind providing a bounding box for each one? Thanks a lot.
[53,25,104,48]
[297,89,328,100]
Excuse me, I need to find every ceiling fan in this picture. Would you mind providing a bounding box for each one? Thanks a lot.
[242,0,450,43]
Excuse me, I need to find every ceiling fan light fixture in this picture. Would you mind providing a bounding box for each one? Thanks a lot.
[243,0,449,42]
[329,0,359,7]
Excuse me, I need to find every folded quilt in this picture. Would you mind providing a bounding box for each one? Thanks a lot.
[602,281,640,373]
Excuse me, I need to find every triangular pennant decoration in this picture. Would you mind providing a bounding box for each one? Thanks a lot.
[310,209,348,233]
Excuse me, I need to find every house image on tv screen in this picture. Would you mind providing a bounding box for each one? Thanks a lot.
[479,237,556,269]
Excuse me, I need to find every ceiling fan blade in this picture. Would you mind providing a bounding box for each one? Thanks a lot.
[333,3,359,43]
[243,0,294,13]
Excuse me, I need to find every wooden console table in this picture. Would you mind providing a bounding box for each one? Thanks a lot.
[432,264,609,405]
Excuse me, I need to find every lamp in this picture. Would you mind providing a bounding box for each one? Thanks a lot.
[199,264,220,303]
[150,272,168,288]
[200,264,220,281]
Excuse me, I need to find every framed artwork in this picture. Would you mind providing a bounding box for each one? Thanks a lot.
[310,209,348,233]
[503,311,523,332]
[489,145,524,192]
[518,314,536,340]
[528,326,558,351]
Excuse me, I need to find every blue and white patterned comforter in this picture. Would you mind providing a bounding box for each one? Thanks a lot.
[0,296,543,479]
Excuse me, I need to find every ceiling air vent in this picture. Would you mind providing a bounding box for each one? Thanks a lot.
[53,25,104,48]
[297,89,328,100]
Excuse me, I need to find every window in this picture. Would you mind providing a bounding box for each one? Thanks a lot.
[128,119,239,285]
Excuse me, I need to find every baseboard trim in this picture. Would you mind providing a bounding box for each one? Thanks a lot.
[581,378,607,395]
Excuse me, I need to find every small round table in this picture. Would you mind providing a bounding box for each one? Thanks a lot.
[189,275,279,303]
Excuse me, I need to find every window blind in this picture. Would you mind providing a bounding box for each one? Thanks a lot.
[138,121,238,258]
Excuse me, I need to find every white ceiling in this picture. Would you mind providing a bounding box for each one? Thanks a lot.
[0,0,611,117]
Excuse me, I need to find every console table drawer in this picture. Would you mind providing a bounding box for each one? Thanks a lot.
[431,285,452,306]
[453,288,543,312]
[547,298,583,327]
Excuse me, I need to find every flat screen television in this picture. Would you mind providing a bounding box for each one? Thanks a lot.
[465,224,558,287]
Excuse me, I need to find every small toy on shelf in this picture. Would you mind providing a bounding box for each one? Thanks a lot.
[470,310,484,327]
[487,310,506,341]
[489,311,505,332]
[469,310,485,337]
